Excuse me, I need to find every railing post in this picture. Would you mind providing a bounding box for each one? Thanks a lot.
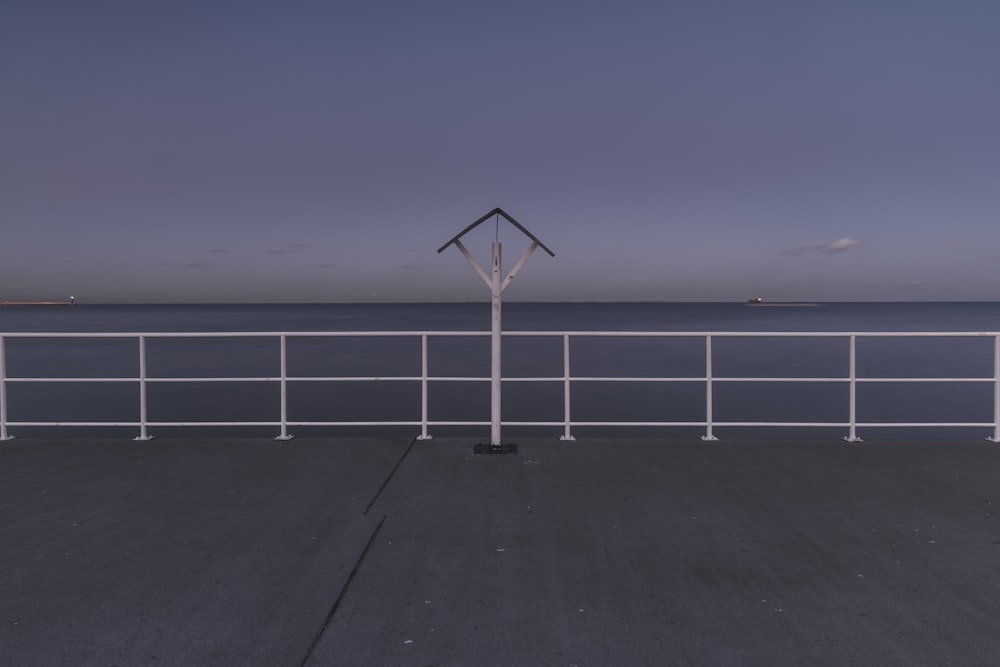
[990,334,1000,443]
[134,335,153,441]
[843,334,862,442]
[0,336,11,441]
[559,334,575,441]
[275,335,294,441]
[417,334,432,440]
[701,334,718,441]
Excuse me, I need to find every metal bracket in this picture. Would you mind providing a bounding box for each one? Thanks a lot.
[474,443,518,455]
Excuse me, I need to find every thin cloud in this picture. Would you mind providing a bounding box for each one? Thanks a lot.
[782,238,861,256]
[181,262,208,269]
[822,238,861,254]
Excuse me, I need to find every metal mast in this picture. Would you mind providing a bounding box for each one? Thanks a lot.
[438,207,554,454]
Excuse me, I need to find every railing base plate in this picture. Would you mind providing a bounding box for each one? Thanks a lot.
[274,434,294,441]
[474,443,517,455]
[843,436,864,443]
[133,436,155,442]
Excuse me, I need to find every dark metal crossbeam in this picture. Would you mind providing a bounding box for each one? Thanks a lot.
[437,207,555,256]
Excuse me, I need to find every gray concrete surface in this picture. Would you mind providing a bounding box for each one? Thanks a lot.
[2,437,1000,666]
[0,438,404,667]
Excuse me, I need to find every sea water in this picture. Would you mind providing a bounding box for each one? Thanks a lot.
[2,302,999,440]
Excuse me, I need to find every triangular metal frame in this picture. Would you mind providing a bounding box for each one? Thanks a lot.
[437,207,555,257]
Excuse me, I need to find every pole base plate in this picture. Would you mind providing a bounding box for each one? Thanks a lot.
[474,443,518,455]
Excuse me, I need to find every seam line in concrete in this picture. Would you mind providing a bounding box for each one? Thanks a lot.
[298,514,387,667]
[364,435,419,514]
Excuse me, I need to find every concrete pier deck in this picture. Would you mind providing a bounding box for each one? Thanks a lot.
[2,437,1000,666]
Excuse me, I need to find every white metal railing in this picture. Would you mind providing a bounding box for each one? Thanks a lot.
[1,330,999,442]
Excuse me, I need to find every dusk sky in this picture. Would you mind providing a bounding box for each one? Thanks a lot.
[4,1,1000,303]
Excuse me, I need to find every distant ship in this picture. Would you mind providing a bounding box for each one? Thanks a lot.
[744,297,820,308]
[2,296,76,306]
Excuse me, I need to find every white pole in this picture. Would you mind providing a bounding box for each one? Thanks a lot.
[490,241,502,447]
[702,335,718,441]
[560,333,575,441]
[844,334,861,442]
[418,334,432,440]
[134,335,153,441]
[275,335,293,441]
[0,336,9,441]
[990,334,1000,443]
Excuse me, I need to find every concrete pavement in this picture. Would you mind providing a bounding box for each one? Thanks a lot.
[3,437,1000,665]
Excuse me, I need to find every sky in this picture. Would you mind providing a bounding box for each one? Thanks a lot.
[3,0,1000,303]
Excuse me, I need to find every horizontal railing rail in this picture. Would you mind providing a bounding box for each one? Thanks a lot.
[1,330,999,442]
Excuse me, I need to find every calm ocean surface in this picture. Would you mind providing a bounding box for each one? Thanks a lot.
[2,302,1000,440]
